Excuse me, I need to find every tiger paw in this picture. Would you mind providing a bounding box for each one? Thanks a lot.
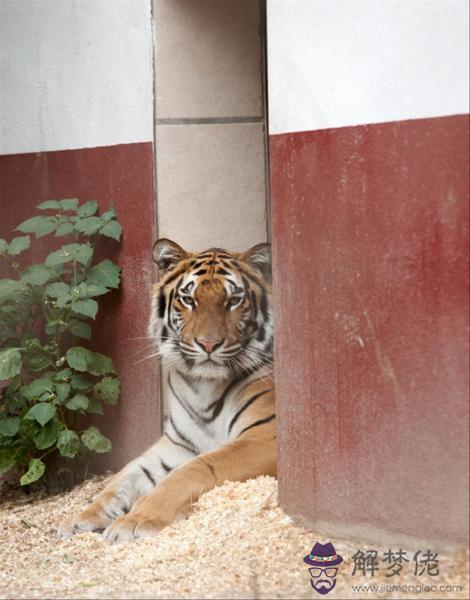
[58,509,109,539]
[102,513,163,544]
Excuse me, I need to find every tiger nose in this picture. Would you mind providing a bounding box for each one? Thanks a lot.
[196,338,223,354]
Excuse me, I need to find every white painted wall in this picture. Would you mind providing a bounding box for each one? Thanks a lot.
[267,0,470,135]
[0,0,153,154]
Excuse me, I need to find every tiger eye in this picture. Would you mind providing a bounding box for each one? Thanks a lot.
[180,295,195,308]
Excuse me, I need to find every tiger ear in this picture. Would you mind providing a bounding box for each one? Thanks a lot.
[241,243,272,282]
[153,238,188,273]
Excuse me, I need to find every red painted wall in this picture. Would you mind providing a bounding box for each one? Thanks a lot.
[0,143,160,470]
[270,115,469,544]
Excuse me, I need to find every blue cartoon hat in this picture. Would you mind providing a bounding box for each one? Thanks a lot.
[304,542,344,567]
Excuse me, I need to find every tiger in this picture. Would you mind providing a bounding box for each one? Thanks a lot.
[59,238,276,543]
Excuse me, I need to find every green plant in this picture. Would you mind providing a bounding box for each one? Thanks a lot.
[0,199,122,486]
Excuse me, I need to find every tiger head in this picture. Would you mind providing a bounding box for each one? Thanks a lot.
[150,239,273,380]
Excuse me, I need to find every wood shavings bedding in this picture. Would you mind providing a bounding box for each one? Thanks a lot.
[0,475,468,599]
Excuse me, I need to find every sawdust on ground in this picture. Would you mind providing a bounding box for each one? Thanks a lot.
[0,475,468,599]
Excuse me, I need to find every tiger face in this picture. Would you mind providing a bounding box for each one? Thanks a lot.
[150,239,273,380]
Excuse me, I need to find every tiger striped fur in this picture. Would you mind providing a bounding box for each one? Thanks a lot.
[58,239,276,543]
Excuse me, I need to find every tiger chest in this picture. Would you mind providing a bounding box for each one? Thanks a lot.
[166,373,237,452]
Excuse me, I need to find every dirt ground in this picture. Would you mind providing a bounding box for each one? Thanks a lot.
[0,475,468,599]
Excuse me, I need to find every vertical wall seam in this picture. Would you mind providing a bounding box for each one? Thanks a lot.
[150,0,158,237]
[260,0,271,243]
[150,0,165,438]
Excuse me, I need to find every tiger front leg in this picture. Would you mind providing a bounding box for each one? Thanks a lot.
[58,467,144,538]
[102,425,277,544]
[58,436,181,538]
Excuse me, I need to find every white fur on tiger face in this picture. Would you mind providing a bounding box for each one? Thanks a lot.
[59,239,276,544]
[149,241,273,381]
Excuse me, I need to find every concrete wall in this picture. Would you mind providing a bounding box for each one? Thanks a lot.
[154,0,268,252]
[268,0,469,546]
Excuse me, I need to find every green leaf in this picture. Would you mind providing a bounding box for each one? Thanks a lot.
[54,383,71,404]
[81,426,111,454]
[22,264,55,286]
[8,236,31,256]
[45,243,92,267]
[24,403,56,427]
[0,434,16,446]
[21,373,54,400]
[23,351,51,372]
[0,448,16,477]
[67,243,93,265]
[87,398,104,415]
[55,293,73,308]
[87,259,120,289]
[0,348,22,380]
[20,458,46,485]
[93,377,120,405]
[55,222,74,237]
[44,320,59,335]
[89,352,115,376]
[54,368,72,382]
[0,239,9,254]
[66,346,115,376]
[99,221,122,242]
[66,347,90,372]
[6,375,22,394]
[77,200,98,218]
[0,305,15,314]
[46,282,70,298]
[22,334,40,347]
[74,216,103,236]
[59,199,79,211]
[0,279,20,304]
[71,299,98,319]
[45,249,72,267]
[66,394,89,411]
[57,430,80,458]
[71,374,94,390]
[4,393,26,413]
[101,208,116,223]
[69,321,92,340]
[33,418,63,450]
[77,282,109,298]
[37,200,60,210]
[16,216,56,238]
[0,416,20,436]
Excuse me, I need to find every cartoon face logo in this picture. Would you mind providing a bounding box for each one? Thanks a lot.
[303,542,343,595]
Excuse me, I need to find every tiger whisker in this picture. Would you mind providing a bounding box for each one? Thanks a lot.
[130,342,158,358]
[133,346,181,365]
[134,352,160,365]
